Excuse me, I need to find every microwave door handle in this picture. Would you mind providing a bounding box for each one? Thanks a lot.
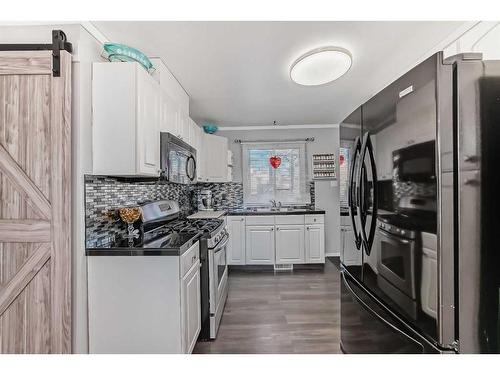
[186,155,196,181]
[359,132,378,256]
[349,136,363,250]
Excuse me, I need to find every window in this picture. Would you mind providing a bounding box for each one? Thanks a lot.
[242,142,309,205]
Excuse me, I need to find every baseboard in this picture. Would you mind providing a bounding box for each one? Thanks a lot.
[326,252,340,257]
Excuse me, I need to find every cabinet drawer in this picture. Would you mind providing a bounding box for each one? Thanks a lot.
[180,241,200,277]
[305,214,324,224]
[229,216,245,224]
[245,216,275,225]
[275,215,304,225]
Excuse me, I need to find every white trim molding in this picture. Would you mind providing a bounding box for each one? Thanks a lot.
[81,21,110,45]
[218,124,339,131]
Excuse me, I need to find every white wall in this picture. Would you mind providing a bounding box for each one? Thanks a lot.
[219,126,341,256]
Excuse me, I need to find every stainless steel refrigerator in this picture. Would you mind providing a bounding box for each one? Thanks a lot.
[339,51,500,353]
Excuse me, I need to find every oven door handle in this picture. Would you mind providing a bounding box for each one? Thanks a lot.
[378,228,411,245]
[213,234,229,253]
[348,136,363,250]
[359,131,378,256]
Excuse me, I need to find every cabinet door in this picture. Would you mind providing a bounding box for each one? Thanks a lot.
[160,91,176,134]
[178,111,189,141]
[205,134,228,182]
[197,130,207,182]
[245,225,275,265]
[136,69,160,176]
[275,225,305,264]
[227,217,246,265]
[342,228,362,266]
[181,263,201,354]
[187,118,197,148]
[305,224,325,263]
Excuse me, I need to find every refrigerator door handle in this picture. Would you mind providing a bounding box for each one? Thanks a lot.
[348,136,363,250]
[359,132,378,255]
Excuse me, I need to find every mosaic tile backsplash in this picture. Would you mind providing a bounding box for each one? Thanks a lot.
[193,182,244,210]
[85,176,194,246]
[85,176,317,246]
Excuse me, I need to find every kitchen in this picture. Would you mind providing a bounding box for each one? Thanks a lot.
[1,14,500,361]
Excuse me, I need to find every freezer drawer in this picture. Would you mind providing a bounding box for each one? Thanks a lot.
[340,270,442,354]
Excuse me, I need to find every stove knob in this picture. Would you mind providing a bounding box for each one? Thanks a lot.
[401,230,405,235]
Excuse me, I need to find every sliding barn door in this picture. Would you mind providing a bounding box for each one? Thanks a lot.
[0,50,71,353]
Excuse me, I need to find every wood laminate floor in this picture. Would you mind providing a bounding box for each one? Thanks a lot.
[194,258,341,354]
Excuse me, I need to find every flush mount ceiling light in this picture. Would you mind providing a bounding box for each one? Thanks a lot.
[290,47,352,86]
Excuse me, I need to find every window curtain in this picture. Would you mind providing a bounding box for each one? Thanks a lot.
[242,142,309,205]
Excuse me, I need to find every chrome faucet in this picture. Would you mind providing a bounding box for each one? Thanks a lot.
[269,199,277,208]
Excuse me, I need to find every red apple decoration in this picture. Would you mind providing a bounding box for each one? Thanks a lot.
[269,156,281,169]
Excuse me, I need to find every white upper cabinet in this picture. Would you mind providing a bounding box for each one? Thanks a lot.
[137,73,161,175]
[160,90,178,135]
[93,62,160,176]
[203,134,229,182]
[188,119,198,148]
[177,111,189,142]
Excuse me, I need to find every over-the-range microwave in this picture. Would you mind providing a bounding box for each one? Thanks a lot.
[160,132,197,184]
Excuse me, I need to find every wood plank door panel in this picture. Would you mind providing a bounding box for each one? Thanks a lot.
[0,50,71,353]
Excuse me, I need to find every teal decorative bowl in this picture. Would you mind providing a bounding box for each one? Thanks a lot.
[102,43,155,73]
[203,123,218,134]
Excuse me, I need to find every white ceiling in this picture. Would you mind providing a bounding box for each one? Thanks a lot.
[92,21,466,127]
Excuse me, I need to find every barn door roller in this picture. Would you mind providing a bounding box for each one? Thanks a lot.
[0,29,73,77]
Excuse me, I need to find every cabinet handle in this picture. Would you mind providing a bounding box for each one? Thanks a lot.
[276,227,280,231]
[271,228,274,231]
[306,227,310,230]
[241,218,244,221]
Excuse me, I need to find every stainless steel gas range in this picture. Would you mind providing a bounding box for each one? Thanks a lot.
[188,218,229,340]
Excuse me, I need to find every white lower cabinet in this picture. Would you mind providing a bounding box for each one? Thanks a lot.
[88,241,201,353]
[227,216,246,265]
[305,224,325,263]
[341,227,361,266]
[245,225,275,265]
[275,225,305,264]
[230,214,325,266]
[181,261,201,354]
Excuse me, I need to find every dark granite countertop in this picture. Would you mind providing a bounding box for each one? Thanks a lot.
[85,232,201,256]
[227,208,326,216]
